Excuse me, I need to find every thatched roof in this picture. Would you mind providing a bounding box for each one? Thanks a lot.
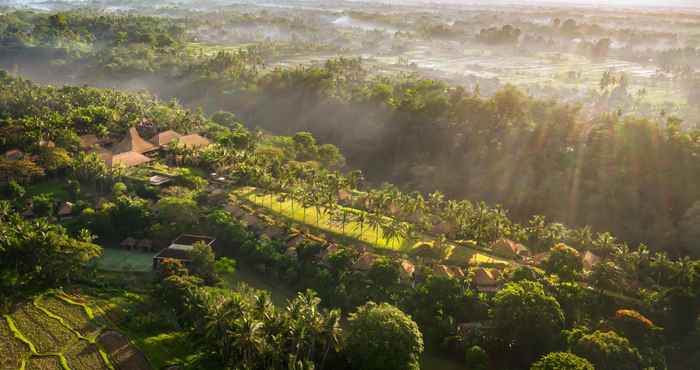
[492,239,530,258]
[286,234,307,249]
[433,264,454,279]
[285,247,298,259]
[113,128,158,154]
[353,253,377,271]
[400,260,415,278]
[154,245,193,261]
[79,134,100,149]
[150,130,182,147]
[178,134,211,149]
[472,268,499,287]
[106,151,152,168]
[318,244,340,260]
[581,251,601,270]
[121,237,138,248]
[149,175,171,186]
[57,202,74,217]
[242,214,262,229]
[261,225,286,240]
[4,149,24,160]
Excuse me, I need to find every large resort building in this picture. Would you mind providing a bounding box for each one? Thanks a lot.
[79,127,212,168]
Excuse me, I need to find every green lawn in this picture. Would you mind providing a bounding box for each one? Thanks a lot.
[234,187,412,251]
[26,180,70,200]
[94,248,154,273]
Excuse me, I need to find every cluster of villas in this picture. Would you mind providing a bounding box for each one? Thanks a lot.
[79,127,211,168]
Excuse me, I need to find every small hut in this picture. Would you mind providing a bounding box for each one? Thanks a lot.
[178,134,211,149]
[352,253,377,271]
[286,234,307,250]
[106,152,152,168]
[581,251,601,271]
[150,130,182,147]
[400,260,416,280]
[149,175,172,186]
[260,225,286,241]
[120,237,138,250]
[79,134,100,150]
[137,239,153,252]
[472,267,500,292]
[491,239,530,259]
[57,202,75,220]
[4,149,24,160]
[433,264,454,279]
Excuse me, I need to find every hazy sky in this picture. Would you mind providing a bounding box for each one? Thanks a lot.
[389,0,699,7]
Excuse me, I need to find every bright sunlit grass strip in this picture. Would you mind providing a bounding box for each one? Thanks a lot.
[234,187,412,251]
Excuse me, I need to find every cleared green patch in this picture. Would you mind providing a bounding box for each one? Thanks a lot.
[95,248,155,273]
[26,181,70,200]
[235,187,411,250]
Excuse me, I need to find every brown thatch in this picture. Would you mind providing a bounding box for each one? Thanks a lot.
[318,244,340,260]
[4,149,24,160]
[285,247,298,259]
[492,239,530,259]
[400,260,416,278]
[57,202,74,217]
[286,234,307,249]
[472,268,498,287]
[581,251,601,271]
[149,175,171,186]
[178,134,211,149]
[261,225,286,240]
[150,130,182,147]
[106,151,152,168]
[433,264,454,279]
[79,134,100,149]
[113,128,158,154]
[353,253,377,271]
[242,214,262,229]
[120,237,138,249]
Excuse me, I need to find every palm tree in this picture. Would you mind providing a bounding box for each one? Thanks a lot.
[319,309,342,370]
[232,315,266,368]
[382,219,406,248]
[352,211,367,239]
[367,211,386,246]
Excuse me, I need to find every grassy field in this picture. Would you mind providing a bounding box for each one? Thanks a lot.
[95,248,155,273]
[235,187,411,250]
[234,187,511,266]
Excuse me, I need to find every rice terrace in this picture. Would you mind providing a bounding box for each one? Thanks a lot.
[0,291,149,370]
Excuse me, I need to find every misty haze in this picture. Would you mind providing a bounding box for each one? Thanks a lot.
[0,1,699,370]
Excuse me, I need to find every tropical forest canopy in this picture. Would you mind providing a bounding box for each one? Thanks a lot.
[1,1,700,370]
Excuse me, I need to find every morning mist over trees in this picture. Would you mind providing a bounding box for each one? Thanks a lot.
[0,1,699,370]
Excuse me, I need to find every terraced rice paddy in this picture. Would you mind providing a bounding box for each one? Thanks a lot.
[0,292,148,370]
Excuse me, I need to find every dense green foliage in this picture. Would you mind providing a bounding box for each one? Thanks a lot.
[530,352,594,370]
[0,201,101,302]
[345,302,424,370]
